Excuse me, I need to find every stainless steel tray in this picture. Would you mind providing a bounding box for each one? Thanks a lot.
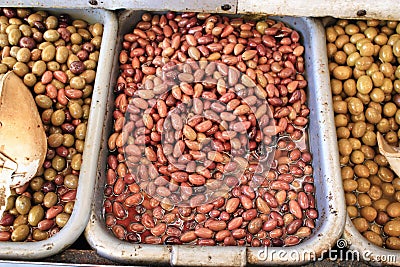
[85,10,346,266]
[0,8,117,259]
[237,0,400,20]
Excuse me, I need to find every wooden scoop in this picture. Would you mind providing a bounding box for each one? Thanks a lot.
[377,132,400,177]
[0,71,47,218]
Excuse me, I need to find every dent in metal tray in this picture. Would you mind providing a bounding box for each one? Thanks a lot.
[0,8,117,260]
[84,10,346,266]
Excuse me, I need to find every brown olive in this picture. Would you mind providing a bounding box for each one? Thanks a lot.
[349,138,361,150]
[383,102,397,117]
[357,178,371,192]
[345,193,357,205]
[347,206,358,218]
[378,166,394,182]
[347,97,364,115]
[361,146,375,160]
[375,211,389,225]
[344,79,357,96]
[337,127,351,139]
[372,198,390,211]
[354,165,370,178]
[350,150,364,164]
[368,185,383,201]
[387,202,400,217]
[386,237,400,250]
[364,160,378,175]
[343,179,358,192]
[333,65,352,80]
[376,118,390,133]
[357,193,372,207]
[341,166,354,179]
[338,139,352,156]
[352,217,369,232]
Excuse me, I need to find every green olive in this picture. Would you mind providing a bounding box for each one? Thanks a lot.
[15,195,31,215]
[51,110,65,126]
[352,217,369,232]
[42,44,56,62]
[365,108,381,124]
[69,103,83,119]
[33,191,44,204]
[71,153,82,171]
[363,231,383,247]
[75,123,87,140]
[379,44,394,63]
[333,65,352,80]
[352,121,367,138]
[64,174,79,189]
[43,29,59,42]
[11,224,30,242]
[48,133,64,148]
[35,95,53,109]
[347,97,364,115]
[52,155,66,171]
[356,75,373,94]
[28,205,44,226]
[64,201,75,214]
[384,220,400,237]
[32,229,49,241]
[55,212,70,227]
[44,167,56,181]
[30,177,44,191]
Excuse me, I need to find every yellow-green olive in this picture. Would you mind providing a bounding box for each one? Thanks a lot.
[15,195,31,215]
[363,231,383,247]
[28,205,44,226]
[384,220,400,237]
[347,97,364,115]
[11,224,30,242]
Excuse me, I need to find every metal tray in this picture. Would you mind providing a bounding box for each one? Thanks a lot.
[85,10,346,266]
[237,0,400,20]
[343,215,400,266]
[0,8,117,259]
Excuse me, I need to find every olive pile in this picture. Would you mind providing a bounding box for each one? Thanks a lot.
[327,19,400,249]
[0,7,103,242]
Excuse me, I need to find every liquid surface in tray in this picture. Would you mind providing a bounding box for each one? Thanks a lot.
[103,11,317,247]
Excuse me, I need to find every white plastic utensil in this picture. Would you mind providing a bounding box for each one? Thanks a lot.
[0,71,47,219]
